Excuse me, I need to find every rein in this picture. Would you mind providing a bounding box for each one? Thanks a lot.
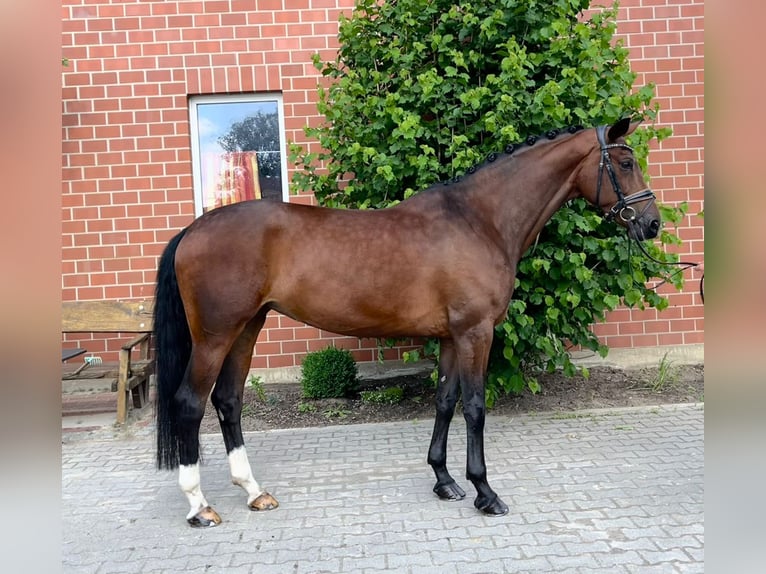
[593,125,703,303]
[625,230,703,303]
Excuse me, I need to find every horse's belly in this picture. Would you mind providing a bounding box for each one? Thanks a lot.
[270,293,449,339]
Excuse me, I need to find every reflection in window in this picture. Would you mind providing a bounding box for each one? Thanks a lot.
[189,94,288,216]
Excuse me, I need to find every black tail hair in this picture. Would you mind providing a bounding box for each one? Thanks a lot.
[154,228,191,470]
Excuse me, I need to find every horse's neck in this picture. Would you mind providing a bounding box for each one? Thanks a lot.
[468,138,588,263]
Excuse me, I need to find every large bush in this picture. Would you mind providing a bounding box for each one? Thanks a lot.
[290,0,688,404]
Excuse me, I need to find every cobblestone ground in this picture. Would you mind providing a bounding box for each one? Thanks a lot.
[62,403,703,573]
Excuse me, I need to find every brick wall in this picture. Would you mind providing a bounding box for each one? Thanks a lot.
[588,0,705,348]
[61,0,704,366]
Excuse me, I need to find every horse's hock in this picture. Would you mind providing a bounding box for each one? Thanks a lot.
[61,300,155,425]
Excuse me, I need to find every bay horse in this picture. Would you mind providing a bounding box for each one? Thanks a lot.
[154,118,661,527]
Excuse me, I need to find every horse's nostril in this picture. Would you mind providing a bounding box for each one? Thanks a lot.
[649,219,660,233]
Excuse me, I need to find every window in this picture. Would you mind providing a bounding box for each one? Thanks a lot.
[189,93,289,216]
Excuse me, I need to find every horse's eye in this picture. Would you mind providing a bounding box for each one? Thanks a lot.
[620,159,633,171]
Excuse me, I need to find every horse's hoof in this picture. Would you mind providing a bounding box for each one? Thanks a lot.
[249,492,279,511]
[475,494,509,516]
[433,481,466,501]
[187,506,222,527]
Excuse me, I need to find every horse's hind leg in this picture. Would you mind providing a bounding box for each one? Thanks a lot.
[211,312,278,513]
[427,339,467,501]
[176,338,233,527]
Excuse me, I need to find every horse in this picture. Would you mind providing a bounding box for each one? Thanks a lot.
[154,118,661,527]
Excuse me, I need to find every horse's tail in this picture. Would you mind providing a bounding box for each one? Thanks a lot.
[154,227,191,470]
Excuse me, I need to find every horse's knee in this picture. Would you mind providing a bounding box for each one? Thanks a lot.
[434,394,457,418]
[461,395,486,431]
[434,377,459,415]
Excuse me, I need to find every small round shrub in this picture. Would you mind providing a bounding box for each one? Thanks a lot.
[300,346,359,399]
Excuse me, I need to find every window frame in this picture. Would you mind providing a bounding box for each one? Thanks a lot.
[188,92,290,217]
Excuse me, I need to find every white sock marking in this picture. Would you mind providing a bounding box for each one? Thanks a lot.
[178,463,208,520]
[228,446,263,504]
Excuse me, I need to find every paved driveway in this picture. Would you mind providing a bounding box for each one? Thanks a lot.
[62,403,703,573]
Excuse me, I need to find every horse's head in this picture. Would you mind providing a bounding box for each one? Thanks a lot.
[577,118,661,240]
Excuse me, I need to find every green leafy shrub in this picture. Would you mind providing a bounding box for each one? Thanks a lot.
[290,0,690,403]
[300,346,359,399]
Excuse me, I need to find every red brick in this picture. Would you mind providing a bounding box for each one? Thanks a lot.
[115,17,141,31]
[645,320,671,334]
[267,328,296,342]
[116,43,142,57]
[353,348,377,363]
[86,18,115,32]
[268,354,295,369]
[105,286,135,300]
[76,287,106,300]
[211,55,238,69]
[282,340,309,354]
[658,333,684,346]
[632,334,658,347]
[301,9,332,22]
[680,3,704,18]
[258,0,285,10]
[67,126,96,141]
[221,12,248,26]
[249,356,268,369]
[140,16,168,30]
[619,321,645,335]
[683,331,704,344]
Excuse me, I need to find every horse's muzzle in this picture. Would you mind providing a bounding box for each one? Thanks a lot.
[629,216,661,241]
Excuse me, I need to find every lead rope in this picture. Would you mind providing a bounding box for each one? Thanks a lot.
[626,221,703,303]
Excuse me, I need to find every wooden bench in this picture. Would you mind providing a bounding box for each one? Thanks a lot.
[62,300,154,425]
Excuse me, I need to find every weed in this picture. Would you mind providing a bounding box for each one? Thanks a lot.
[323,407,351,420]
[360,386,404,405]
[247,374,267,402]
[266,394,280,406]
[551,412,594,421]
[297,402,317,414]
[646,353,681,392]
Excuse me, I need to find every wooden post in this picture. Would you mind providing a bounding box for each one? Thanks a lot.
[116,347,130,425]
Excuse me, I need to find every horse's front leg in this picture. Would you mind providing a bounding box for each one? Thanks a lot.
[427,338,466,501]
[455,325,510,516]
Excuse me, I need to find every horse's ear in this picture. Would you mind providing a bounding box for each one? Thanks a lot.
[606,117,632,142]
[628,119,643,136]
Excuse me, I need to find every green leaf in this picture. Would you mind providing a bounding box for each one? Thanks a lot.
[604,294,620,310]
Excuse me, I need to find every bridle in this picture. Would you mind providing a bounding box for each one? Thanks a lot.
[595,124,656,225]
[594,124,703,303]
